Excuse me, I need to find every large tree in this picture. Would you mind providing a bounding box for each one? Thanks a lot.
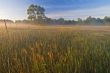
[27,4,46,21]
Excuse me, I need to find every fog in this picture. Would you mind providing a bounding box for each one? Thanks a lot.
[0,22,110,32]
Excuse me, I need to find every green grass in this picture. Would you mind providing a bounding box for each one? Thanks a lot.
[0,28,110,73]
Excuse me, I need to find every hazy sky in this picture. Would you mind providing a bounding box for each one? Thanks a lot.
[0,0,110,20]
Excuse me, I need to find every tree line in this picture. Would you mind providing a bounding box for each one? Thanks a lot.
[1,4,110,25]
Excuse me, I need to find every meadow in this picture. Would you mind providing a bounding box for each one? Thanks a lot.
[0,24,110,73]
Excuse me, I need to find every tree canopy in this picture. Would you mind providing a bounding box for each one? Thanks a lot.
[27,4,46,21]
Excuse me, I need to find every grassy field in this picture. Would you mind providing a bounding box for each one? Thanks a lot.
[0,24,110,73]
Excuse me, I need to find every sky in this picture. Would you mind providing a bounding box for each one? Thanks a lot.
[0,0,110,20]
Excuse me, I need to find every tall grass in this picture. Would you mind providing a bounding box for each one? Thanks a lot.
[0,28,110,73]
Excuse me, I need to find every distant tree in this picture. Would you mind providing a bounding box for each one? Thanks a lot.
[104,16,110,23]
[96,18,104,25]
[86,16,93,22]
[44,18,54,24]
[0,19,14,24]
[77,18,83,23]
[85,16,97,25]
[27,4,46,21]
[57,18,65,24]
[84,16,105,25]
[64,20,74,24]
[78,18,82,22]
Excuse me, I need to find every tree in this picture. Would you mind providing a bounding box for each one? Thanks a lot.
[27,4,36,21]
[104,16,110,23]
[27,4,46,21]
[57,18,65,24]
[85,16,97,24]
[37,5,46,20]
[77,18,82,23]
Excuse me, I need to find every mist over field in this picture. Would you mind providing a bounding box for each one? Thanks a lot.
[0,22,110,31]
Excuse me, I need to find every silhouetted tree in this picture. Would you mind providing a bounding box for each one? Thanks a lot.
[27,4,46,22]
